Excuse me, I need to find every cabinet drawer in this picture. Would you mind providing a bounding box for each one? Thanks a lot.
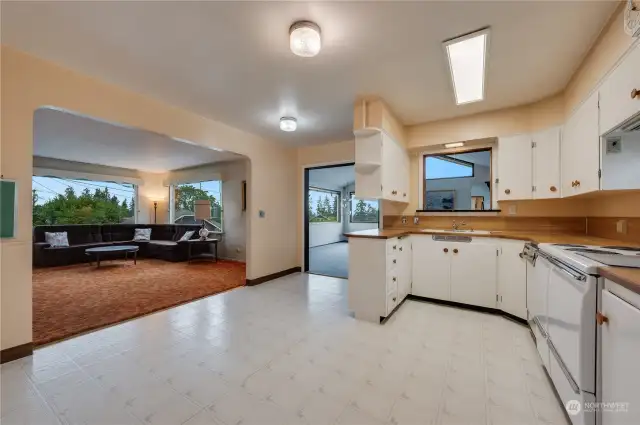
[386,274,398,294]
[386,238,400,255]
[386,290,399,315]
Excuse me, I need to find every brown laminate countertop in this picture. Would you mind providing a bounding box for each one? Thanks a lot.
[345,228,640,295]
[599,267,640,296]
[344,228,637,245]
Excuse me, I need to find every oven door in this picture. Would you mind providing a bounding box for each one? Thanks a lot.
[546,257,596,395]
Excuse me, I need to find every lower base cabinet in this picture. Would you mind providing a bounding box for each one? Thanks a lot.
[601,282,640,425]
[349,234,528,322]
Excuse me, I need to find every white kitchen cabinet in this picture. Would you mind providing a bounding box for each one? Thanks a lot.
[533,126,562,199]
[562,91,600,197]
[601,283,640,425]
[497,134,533,200]
[348,236,411,322]
[599,44,640,135]
[412,236,451,300]
[497,240,527,319]
[355,128,409,202]
[450,241,498,309]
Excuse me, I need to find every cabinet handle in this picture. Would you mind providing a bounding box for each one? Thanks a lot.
[575,180,580,187]
[443,248,449,253]
[550,186,557,192]
[571,180,577,187]
[596,311,609,326]
[504,189,511,195]
[453,249,459,254]
[393,245,397,250]
[399,247,403,251]
[391,190,398,195]
[403,193,407,197]
[393,297,397,302]
[632,88,639,99]
[392,277,397,282]
[393,259,397,264]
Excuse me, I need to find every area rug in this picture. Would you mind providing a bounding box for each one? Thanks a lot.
[33,259,246,346]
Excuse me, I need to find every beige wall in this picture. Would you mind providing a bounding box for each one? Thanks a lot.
[0,46,297,350]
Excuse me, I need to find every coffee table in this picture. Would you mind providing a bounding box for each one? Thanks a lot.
[85,245,139,268]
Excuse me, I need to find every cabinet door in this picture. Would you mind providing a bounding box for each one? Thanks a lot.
[398,237,412,300]
[562,92,600,197]
[450,242,498,308]
[498,241,527,319]
[599,44,640,135]
[497,134,533,200]
[533,127,561,199]
[601,290,640,425]
[411,237,450,300]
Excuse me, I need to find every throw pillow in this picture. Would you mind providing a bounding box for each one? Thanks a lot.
[133,228,152,241]
[179,230,195,242]
[44,232,69,247]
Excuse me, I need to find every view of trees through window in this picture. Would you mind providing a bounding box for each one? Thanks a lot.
[32,176,135,225]
[308,188,340,223]
[350,192,379,223]
[174,180,223,231]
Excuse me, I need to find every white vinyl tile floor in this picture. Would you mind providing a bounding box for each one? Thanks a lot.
[1,273,569,425]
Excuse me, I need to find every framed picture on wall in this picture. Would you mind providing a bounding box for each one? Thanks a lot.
[425,190,455,210]
[241,180,247,211]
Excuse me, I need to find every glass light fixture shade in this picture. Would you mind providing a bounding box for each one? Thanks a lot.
[280,117,297,132]
[289,21,322,57]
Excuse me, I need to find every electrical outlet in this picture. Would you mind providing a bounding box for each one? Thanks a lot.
[508,204,517,215]
[616,219,628,234]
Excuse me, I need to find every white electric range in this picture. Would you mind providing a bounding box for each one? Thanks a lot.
[525,243,640,425]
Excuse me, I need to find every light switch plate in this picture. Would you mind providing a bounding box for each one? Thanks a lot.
[508,205,517,215]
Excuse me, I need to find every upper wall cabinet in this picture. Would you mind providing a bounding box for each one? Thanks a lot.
[599,44,640,135]
[497,134,533,201]
[355,129,409,202]
[532,126,561,199]
[562,91,600,197]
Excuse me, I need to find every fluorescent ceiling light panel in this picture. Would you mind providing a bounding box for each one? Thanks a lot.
[444,28,489,105]
[444,142,465,149]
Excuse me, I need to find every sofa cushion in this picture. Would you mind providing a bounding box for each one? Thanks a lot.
[45,232,69,247]
[134,228,152,241]
[149,240,177,246]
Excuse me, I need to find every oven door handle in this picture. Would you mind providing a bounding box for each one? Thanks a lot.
[547,337,580,394]
[548,257,586,282]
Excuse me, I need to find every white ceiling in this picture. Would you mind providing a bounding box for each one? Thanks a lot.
[446,151,492,167]
[34,108,244,173]
[309,165,355,189]
[2,1,617,146]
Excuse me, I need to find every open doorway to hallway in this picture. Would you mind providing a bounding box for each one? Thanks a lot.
[304,163,379,279]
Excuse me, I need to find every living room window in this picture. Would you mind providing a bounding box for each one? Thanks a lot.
[173,180,223,232]
[308,187,340,223]
[32,176,137,225]
[349,192,379,223]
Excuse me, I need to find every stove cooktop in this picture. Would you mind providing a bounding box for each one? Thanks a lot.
[539,243,640,273]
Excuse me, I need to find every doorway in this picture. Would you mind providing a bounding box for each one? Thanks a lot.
[304,163,379,279]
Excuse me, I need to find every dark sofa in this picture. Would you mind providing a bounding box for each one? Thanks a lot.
[33,224,202,267]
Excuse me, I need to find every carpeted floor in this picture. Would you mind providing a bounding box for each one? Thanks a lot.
[32,259,246,346]
[308,241,348,279]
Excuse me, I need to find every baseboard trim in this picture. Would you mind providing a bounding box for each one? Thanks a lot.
[245,267,301,286]
[1,342,34,364]
[407,295,527,326]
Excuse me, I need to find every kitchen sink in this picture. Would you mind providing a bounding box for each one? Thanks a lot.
[420,229,492,235]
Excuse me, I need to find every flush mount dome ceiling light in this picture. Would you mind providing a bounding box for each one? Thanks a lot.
[289,21,322,57]
[444,27,490,105]
[280,117,297,132]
